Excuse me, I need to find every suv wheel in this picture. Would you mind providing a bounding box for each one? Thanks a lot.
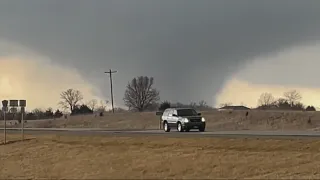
[199,126,205,132]
[177,122,184,132]
[163,121,170,132]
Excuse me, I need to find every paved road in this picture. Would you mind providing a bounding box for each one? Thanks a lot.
[1,128,320,139]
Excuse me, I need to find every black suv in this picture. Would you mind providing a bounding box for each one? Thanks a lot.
[159,108,206,132]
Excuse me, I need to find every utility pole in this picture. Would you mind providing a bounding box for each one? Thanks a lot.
[2,100,8,144]
[104,69,117,113]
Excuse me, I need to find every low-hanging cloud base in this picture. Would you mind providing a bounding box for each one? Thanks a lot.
[0,1,320,107]
[0,44,104,111]
[216,43,320,109]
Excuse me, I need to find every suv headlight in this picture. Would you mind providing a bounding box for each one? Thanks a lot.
[183,118,189,123]
[201,117,205,122]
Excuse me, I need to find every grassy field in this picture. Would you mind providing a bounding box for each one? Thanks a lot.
[1,134,320,179]
[1,110,319,131]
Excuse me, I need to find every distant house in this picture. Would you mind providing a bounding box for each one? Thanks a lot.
[218,105,251,111]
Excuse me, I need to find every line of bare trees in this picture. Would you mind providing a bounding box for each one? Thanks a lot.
[3,76,316,122]
[51,76,160,115]
[56,76,213,113]
[257,90,315,111]
[58,88,121,116]
[53,78,320,115]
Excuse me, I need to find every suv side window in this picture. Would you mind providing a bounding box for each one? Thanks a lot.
[163,109,168,116]
[163,109,171,116]
[172,110,177,116]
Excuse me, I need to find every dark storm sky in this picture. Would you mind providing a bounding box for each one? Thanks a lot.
[1,0,320,106]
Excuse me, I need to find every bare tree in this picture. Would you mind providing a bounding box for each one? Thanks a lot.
[189,102,197,108]
[198,100,207,107]
[258,92,275,107]
[32,108,43,119]
[283,90,302,105]
[87,99,98,111]
[123,76,160,112]
[97,100,109,112]
[59,89,83,113]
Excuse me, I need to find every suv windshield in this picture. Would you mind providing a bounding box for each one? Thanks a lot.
[177,109,198,116]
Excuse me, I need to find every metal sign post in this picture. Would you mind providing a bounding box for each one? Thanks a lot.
[2,100,8,144]
[19,100,26,141]
[9,100,18,140]
[3,108,5,144]
[21,107,24,140]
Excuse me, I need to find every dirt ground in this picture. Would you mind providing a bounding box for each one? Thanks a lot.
[1,134,320,179]
[1,110,319,131]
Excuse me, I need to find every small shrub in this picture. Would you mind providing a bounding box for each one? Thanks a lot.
[308,117,312,124]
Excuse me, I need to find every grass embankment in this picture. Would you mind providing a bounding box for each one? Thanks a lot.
[1,134,320,179]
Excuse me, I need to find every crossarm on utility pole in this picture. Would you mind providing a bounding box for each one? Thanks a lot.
[104,69,117,113]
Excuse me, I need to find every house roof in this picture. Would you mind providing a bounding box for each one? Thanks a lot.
[219,105,250,110]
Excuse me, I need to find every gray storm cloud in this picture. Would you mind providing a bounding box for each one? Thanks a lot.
[1,0,320,106]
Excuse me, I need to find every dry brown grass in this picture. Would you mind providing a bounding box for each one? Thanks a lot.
[1,134,320,179]
[1,110,320,131]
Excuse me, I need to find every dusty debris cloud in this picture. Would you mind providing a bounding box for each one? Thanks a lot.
[0,0,320,107]
[0,55,101,110]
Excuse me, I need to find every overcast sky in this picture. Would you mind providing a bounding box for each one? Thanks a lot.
[1,0,320,109]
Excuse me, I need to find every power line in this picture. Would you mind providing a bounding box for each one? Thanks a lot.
[104,69,117,113]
